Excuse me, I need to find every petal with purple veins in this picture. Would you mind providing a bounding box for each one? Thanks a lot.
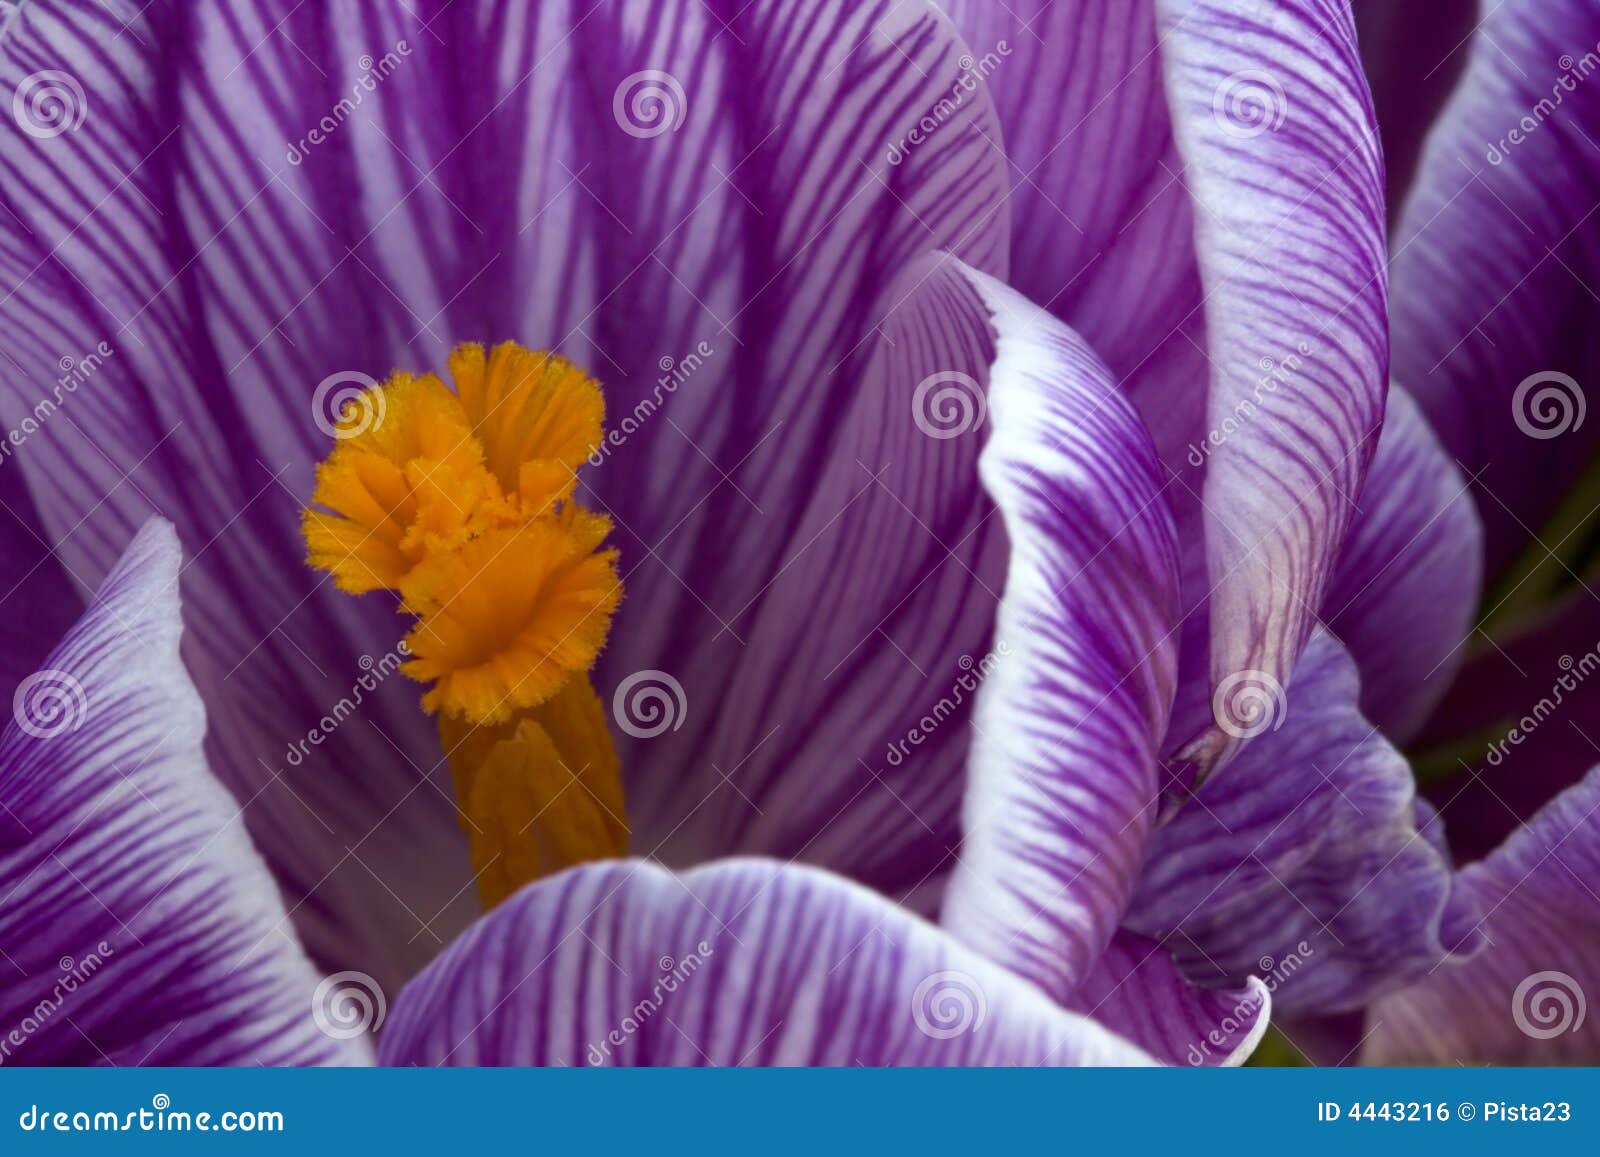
[942,0,1391,778]
[939,269,1182,1000]
[1069,931,1269,1067]
[1366,767,1600,1064]
[0,521,367,1065]
[0,0,1013,976]
[378,858,1155,1066]
[1323,384,1483,742]
[1126,631,1482,1015]
[1156,0,1389,773]
[1391,0,1600,578]
[936,0,1210,466]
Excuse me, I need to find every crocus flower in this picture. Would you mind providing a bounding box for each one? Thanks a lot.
[0,0,1581,1069]
[1340,0,1600,1063]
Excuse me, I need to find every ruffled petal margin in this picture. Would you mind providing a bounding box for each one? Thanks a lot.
[378,859,1155,1066]
[0,521,367,1065]
[1366,768,1600,1064]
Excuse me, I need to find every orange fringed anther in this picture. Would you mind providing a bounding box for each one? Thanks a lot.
[301,343,626,906]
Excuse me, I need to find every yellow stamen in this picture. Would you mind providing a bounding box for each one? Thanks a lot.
[400,517,621,725]
[302,373,516,593]
[301,343,627,907]
[439,674,626,908]
[448,342,606,516]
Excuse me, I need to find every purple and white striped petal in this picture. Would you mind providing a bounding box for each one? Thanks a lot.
[940,271,1181,999]
[378,859,1155,1067]
[936,0,1210,465]
[620,257,1011,906]
[0,521,366,1066]
[942,0,1390,778]
[1069,931,1268,1066]
[1156,0,1389,773]
[1366,768,1600,1064]
[1391,0,1600,578]
[1323,384,1482,741]
[0,0,1012,975]
[1125,631,1482,1014]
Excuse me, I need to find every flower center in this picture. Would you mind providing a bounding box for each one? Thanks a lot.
[302,342,626,907]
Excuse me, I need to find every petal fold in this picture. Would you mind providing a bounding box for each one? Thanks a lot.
[378,860,1155,1066]
[1069,932,1268,1067]
[1126,631,1481,1014]
[1323,384,1482,740]
[939,270,1181,999]
[1390,0,1600,576]
[1155,0,1389,771]
[1367,768,1600,1064]
[0,521,367,1065]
